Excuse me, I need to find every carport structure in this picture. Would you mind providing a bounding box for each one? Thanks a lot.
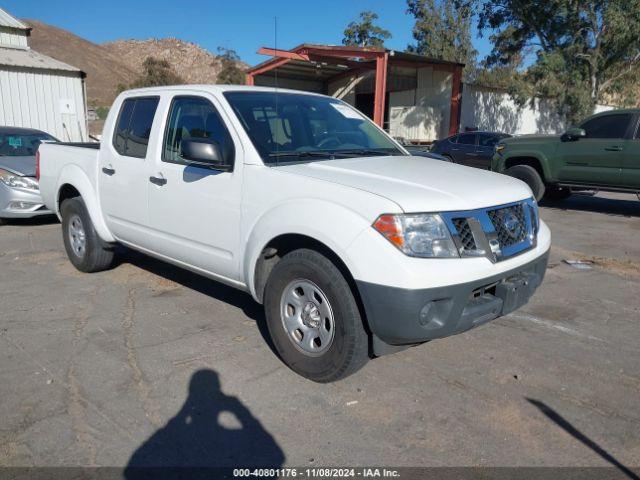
[246,44,464,138]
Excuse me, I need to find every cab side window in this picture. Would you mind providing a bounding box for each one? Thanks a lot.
[580,114,632,139]
[112,97,159,158]
[163,96,235,166]
[457,133,477,145]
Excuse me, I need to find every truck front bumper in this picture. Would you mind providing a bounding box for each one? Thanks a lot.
[357,249,549,346]
[0,183,52,219]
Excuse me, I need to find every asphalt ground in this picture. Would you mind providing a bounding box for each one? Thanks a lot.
[1,192,639,473]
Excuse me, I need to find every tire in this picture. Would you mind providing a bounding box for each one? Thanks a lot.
[544,185,572,201]
[263,249,369,382]
[505,164,545,202]
[61,197,114,273]
[442,154,454,163]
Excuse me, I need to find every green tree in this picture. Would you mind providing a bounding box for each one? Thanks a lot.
[342,11,392,47]
[216,47,246,85]
[406,0,477,76]
[474,0,640,123]
[129,57,184,89]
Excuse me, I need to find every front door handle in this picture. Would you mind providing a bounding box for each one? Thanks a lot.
[149,175,167,186]
[102,166,116,176]
[605,146,623,151]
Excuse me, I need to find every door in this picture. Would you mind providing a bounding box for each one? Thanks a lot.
[475,133,501,169]
[450,132,478,166]
[146,94,243,281]
[622,117,640,189]
[100,96,160,244]
[556,113,632,186]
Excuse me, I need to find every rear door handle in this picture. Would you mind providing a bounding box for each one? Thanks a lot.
[149,175,167,186]
[605,146,623,151]
[101,166,116,176]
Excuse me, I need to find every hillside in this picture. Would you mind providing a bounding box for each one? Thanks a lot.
[102,38,247,86]
[23,20,248,106]
[24,19,138,106]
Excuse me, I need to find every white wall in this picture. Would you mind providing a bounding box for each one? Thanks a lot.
[388,67,452,141]
[460,83,616,135]
[0,26,28,49]
[0,68,87,141]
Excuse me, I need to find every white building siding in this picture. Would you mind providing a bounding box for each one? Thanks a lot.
[0,26,28,49]
[460,84,615,135]
[388,67,452,141]
[0,67,87,141]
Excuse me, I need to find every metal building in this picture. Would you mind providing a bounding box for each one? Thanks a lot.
[0,8,87,141]
[246,44,464,143]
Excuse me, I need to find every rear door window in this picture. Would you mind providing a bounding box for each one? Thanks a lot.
[457,133,477,145]
[112,97,160,158]
[580,114,633,139]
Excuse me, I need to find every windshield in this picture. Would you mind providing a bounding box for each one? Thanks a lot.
[223,91,405,164]
[0,132,57,157]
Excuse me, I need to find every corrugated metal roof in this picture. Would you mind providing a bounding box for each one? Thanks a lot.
[0,8,29,30]
[0,46,82,73]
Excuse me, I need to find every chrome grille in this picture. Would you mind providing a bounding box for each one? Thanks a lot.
[452,218,477,251]
[487,204,527,247]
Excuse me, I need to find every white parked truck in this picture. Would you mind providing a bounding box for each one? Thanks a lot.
[38,85,550,382]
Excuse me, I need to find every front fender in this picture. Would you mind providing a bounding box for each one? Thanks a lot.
[501,150,551,179]
[56,164,115,243]
[243,199,373,302]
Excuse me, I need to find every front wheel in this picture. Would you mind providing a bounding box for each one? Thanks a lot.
[61,197,114,273]
[263,249,369,382]
[505,164,545,202]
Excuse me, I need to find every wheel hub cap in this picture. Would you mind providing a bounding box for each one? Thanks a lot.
[68,214,86,258]
[280,279,335,356]
[301,302,321,328]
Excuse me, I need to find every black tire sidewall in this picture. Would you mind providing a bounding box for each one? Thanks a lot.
[61,198,111,272]
[264,249,367,382]
[506,165,545,202]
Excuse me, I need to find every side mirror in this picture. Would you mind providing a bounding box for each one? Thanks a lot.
[563,127,586,141]
[180,139,232,171]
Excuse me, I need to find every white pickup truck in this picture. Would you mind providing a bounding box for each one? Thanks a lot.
[38,85,550,382]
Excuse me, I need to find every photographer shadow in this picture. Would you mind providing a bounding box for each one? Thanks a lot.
[124,369,285,479]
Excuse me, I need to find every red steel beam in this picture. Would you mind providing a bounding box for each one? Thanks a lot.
[248,56,292,77]
[373,52,389,127]
[448,65,463,136]
[257,47,310,61]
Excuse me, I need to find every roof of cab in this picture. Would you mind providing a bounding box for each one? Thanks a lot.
[118,84,328,98]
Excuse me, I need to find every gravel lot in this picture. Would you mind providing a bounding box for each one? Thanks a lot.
[1,192,639,470]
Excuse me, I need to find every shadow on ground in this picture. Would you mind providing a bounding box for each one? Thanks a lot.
[0,214,59,226]
[527,398,639,480]
[541,193,640,217]
[114,248,276,354]
[124,369,285,479]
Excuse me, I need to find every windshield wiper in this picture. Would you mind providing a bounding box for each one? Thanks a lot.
[330,148,398,157]
[268,150,334,159]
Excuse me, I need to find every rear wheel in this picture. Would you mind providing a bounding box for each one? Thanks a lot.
[61,197,114,273]
[505,164,545,202]
[263,249,369,382]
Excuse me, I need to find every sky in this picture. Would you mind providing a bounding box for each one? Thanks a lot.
[3,0,493,66]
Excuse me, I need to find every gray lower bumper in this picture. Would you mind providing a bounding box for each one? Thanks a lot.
[357,250,549,347]
[0,183,52,219]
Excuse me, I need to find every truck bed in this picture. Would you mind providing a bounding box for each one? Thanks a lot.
[38,143,101,215]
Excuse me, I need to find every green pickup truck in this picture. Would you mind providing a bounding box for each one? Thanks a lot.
[491,109,640,201]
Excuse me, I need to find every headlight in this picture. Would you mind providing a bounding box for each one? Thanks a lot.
[373,213,459,258]
[0,169,39,191]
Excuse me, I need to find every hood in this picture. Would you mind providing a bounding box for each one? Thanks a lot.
[277,155,533,212]
[0,155,36,177]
